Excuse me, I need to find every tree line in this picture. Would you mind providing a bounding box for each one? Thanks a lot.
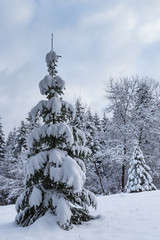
[0,76,160,205]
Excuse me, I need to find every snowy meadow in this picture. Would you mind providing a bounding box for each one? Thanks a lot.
[1,191,160,240]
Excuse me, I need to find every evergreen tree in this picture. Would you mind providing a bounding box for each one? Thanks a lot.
[15,47,97,230]
[85,110,106,195]
[2,127,25,204]
[71,98,86,130]
[26,111,41,134]
[0,118,5,204]
[0,117,5,172]
[125,144,156,193]
[101,112,109,132]
[93,112,101,131]
[15,121,28,156]
[4,128,17,179]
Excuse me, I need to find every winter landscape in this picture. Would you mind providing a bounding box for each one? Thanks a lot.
[1,1,160,240]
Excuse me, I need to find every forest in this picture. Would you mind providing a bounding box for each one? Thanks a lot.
[0,74,160,205]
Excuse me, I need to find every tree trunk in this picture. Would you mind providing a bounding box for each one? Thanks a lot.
[121,161,125,192]
[121,144,126,193]
[94,161,106,195]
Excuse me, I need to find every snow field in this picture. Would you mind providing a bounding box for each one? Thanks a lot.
[1,190,160,240]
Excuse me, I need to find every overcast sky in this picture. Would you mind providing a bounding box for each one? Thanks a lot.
[1,0,160,135]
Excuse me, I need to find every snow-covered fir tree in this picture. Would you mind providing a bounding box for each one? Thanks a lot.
[15,46,97,230]
[84,110,106,195]
[93,112,101,131]
[125,144,156,193]
[70,98,86,131]
[101,112,109,133]
[0,118,5,172]
[26,111,41,133]
[1,126,25,204]
[0,118,6,204]
[15,121,28,156]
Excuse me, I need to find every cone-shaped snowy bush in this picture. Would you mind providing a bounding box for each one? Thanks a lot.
[125,144,156,193]
[15,48,97,230]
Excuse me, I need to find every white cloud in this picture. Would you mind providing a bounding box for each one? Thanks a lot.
[1,0,160,135]
[137,21,160,44]
[0,0,35,26]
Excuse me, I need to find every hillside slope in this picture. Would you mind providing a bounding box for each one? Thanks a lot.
[1,190,160,240]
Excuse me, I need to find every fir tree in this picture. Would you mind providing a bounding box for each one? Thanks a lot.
[2,127,25,204]
[0,118,5,170]
[15,121,28,156]
[71,98,85,130]
[125,144,156,193]
[15,45,97,230]
[85,110,106,195]
[26,111,41,133]
[0,118,5,204]
[93,112,101,131]
[101,112,109,132]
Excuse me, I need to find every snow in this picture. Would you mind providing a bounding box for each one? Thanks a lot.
[1,190,160,239]
[31,97,74,121]
[27,123,74,149]
[72,143,91,158]
[39,74,65,96]
[39,75,56,95]
[52,195,72,229]
[26,151,47,177]
[29,187,42,208]
[55,76,65,90]
[49,148,64,166]
[46,50,57,64]
[50,156,86,193]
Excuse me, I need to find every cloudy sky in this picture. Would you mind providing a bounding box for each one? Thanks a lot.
[1,0,160,135]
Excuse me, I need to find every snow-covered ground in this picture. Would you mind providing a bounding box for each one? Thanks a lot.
[1,190,160,240]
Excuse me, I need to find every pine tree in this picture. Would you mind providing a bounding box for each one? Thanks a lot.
[15,121,28,156]
[101,112,109,132]
[71,98,86,130]
[85,110,106,195]
[15,46,97,230]
[2,127,25,204]
[0,118,5,204]
[93,112,101,131]
[26,111,41,133]
[125,144,156,193]
[0,118,5,171]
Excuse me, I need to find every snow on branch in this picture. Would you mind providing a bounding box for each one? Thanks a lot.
[39,75,56,95]
[52,194,72,230]
[72,143,91,158]
[26,151,48,177]
[50,156,86,193]
[27,123,74,149]
[46,50,58,64]
[29,187,42,208]
[39,74,65,96]
[73,127,86,145]
[31,97,74,120]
